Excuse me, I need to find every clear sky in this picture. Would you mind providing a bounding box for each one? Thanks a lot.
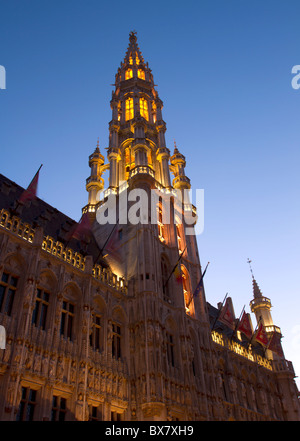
[1,0,300,388]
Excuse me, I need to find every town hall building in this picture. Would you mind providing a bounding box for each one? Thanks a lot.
[0,32,299,421]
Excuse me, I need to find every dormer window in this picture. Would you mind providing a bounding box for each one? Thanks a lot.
[125,97,134,121]
[125,68,133,80]
[137,69,145,80]
[139,97,149,121]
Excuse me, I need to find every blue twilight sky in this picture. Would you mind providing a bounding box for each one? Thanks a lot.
[1,0,300,387]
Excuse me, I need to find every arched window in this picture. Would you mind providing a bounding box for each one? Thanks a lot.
[129,54,133,65]
[90,313,102,351]
[31,271,56,330]
[157,203,165,242]
[135,53,140,65]
[59,284,80,341]
[152,102,157,123]
[137,69,145,80]
[111,307,126,360]
[125,97,134,121]
[181,266,194,316]
[176,224,184,253]
[0,271,18,316]
[90,295,106,352]
[60,300,75,340]
[125,68,133,80]
[139,97,149,120]
[32,287,50,330]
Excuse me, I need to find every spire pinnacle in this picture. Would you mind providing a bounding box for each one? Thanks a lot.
[247,258,254,279]
[129,30,137,43]
[247,258,263,299]
[95,137,100,153]
[173,139,179,154]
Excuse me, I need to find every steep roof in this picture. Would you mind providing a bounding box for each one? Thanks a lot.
[0,173,106,265]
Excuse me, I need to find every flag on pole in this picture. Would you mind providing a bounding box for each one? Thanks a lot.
[163,246,187,292]
[104,223,121,262]
[254,322,269,347]
[237,311,253,340]
[174,263,183,284]
[72,212,91,241]
[19,164,43,203]
[65,212,92,249]
[186,262,209,307]
[218,297,235,330]
[268,332,284,357]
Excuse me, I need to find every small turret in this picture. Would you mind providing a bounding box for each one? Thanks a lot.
[170,141,191,190]
[85,139,108,212]
[248,259,283,359]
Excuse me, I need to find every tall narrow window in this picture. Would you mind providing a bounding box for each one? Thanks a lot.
[125,97,134,121]
[32,288,50,330]
[0,271,18,316]
[90,314,102,351]
[181,267,192,315]
[135,53,140,65]
[51,396,67,421]
[157,204,165,242]
[137,69,145,80]
[161,256,170,300]
[176,224,184,253]
[16,387,37,421]
[60,300,75,340]
[139,97,149,120]
[129,54,133,65]
[152,102,157,123]
[112,322,121,359]
[166,332,175,367]
[125,68,133,80]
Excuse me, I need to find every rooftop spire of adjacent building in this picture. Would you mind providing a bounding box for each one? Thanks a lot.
[247,258,263,299]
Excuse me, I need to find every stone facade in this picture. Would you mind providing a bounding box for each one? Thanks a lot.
[0,32,299,421]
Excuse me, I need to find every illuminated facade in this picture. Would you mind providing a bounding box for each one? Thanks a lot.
[0,32,299,421]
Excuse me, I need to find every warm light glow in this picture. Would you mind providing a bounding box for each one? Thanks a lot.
[157,204,165,242]
[125,68,133,80]
[139,97,149,120]
[129,54,133,65]
[137,69,145,80]
[125,97,134,121]
[152,102,157,123]
[176,224,183,252]
[135,53,140,65]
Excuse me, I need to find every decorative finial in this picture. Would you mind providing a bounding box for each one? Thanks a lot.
[129,30,137,43]
[94,137,100,153]
[247,258,254,279]
[173,139,179,153]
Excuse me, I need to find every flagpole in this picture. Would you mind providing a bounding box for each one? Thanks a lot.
[211,292,228,331]
[95,218,119,263]
[186,261,209,308]
[246,317,261,350]
[230,304,245,339]
[163,246,187,291]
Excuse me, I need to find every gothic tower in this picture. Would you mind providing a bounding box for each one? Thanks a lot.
[86,31,215,420]
[0,31,299,422]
